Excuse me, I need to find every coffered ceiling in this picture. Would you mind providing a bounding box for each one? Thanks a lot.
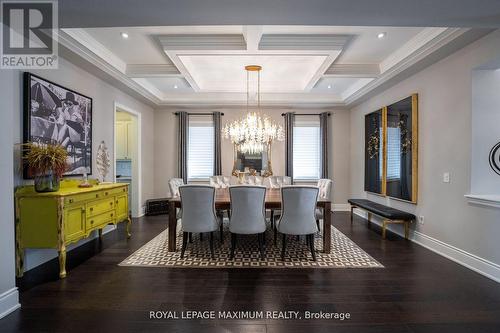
[58,25,487,107]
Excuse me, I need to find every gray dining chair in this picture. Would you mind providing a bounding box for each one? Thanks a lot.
[228,185,267,260]
[276,186,319,261]
[316,179,333,231]
[178,185,222,259]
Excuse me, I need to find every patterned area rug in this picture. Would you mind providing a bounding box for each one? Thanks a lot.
[119,223,383,269]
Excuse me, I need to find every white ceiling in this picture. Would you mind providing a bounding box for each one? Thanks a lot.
[61,25,480,106]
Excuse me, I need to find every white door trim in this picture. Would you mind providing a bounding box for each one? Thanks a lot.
[113,102,143,217]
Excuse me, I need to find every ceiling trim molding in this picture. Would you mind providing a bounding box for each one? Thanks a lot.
[62,29,127,73]
[259,34,351,50]
[345,27,469,105]
[126,64,182,77]
[57,30,162,104]
[157,34,247,50]
[380,27,449,72]
[324,63,380,77]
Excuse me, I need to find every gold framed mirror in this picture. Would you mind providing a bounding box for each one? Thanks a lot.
[232,144,273,177]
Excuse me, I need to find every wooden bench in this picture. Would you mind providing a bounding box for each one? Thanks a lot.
[348,199,416,239]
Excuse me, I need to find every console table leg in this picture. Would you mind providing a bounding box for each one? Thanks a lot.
[126,217,132,238]
[58,246,67,279]
[16,246,24,278]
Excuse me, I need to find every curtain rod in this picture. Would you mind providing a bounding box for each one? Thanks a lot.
[281,113,331,116]
[174,112,225,116]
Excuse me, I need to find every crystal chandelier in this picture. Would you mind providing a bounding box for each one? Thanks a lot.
[222,65,284,154]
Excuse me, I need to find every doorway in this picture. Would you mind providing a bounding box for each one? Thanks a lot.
[114,102,142,217]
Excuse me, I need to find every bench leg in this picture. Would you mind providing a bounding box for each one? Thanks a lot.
[382,219,387,239]
[404,221,409,240]
[367,212,372,228]
[350,206,354,224]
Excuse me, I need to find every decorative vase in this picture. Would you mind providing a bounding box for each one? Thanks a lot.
[34,172,60,193]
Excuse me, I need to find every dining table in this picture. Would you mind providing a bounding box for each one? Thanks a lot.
[167,188,332,253]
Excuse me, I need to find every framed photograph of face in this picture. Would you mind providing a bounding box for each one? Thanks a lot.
[23,72,93,177]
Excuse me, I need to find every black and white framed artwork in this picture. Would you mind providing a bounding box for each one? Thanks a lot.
[23,72,93,177]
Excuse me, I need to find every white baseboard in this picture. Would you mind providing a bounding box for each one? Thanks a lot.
[0,288,20,319]
[353,210,500,283]
[333,204,351,212]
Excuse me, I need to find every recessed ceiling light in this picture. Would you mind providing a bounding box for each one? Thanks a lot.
[327,85,332,89]
[377,32,386,39]
[120,32,129,39]
[173,85,178,89]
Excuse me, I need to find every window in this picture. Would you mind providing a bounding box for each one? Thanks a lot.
[293,115,321,180]
[188,115,214,180]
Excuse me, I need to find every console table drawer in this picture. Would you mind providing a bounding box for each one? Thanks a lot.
[86,210,116,230]
[87,198,114,217]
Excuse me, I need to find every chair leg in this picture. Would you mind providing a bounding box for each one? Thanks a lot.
[230,233,237,260]
[209,231,215,260]
[316,219,320,230]
[281,234,287,261]
[274,222,278,245]
[258,233,265,260]
[219,223,224,244]
[308,234,316,261]
[189,232,193,243]
[200,233,203,241]
[181,232,188,258]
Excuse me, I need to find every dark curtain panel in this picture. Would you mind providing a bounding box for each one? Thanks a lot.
[284,112,295,182]
[177,111,189,184]
[320,112,330,179]
[213,112,222,175]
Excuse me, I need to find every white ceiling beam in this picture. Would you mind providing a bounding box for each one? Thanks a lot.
[242,26,263,51]
[324,63,380,78]
[259,34,351,51]
[126,64,182,77]
[157,34,246,50]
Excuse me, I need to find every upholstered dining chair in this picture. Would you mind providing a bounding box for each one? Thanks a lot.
[178,185,222,259]
[168,178,184,197]
[316,179,333,231]
[168,178,185,229]
[276,186,319,261]
[209,175,232,220]
[268,176,292,189]
[228,185,267,260]
[268,176,292,227]
[209,175,231,188]
[242,175,264,186]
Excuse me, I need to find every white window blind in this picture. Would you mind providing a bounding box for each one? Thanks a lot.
[386,127,401,180]
[293,115,321,181]
[188,115,214,180]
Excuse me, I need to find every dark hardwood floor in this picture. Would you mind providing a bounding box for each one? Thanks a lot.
[1,212,500,333]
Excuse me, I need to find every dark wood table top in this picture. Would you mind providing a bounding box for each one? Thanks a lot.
[169,188,331,205]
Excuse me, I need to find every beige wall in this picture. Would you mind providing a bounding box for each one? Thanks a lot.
[153,107,351,207]
[349,30,500,266]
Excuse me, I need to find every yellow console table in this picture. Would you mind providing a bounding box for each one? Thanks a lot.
[15,180,131,279]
